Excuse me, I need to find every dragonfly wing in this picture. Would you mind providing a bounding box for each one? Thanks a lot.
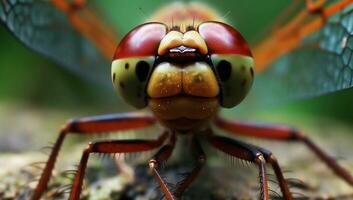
[0,0,117,87]
[248,1,353,107]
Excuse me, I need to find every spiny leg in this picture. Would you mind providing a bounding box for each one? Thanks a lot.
[31,112,156,200]
[215,117,353,186]
[207,133,270,200]
[234,143,292,199]
[256,147,292,200]
[69,131,169,200]
[174,137,206,198]
[149,133,176,200]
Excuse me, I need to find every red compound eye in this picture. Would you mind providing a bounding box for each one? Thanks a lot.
[198,21,252,57]
[114,23,167,59]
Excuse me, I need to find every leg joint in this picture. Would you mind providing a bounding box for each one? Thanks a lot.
[149,159,158,169]
[255,147,278,164]
[60,118,77,133]
[268,154,278,164]
[289,128,306,141]
[255,153,266,165]
[84,142,94,154]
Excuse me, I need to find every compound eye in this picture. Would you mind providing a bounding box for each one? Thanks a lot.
[112,23,167,108]
[198,21,252,56]
[198,21,254,108]
[114,23,167,58]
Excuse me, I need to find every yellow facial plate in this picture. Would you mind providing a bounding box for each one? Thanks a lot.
[147,62,219,98]
[157,30,208,55]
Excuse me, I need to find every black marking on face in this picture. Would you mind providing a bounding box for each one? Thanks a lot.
[125,63,129,70]
[113,73,116,82]
[216,60,232,81]
[250,67,254,77]
[119,81,125,88]
[136,61,150,82]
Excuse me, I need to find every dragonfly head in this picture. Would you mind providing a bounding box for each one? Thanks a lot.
[111,21,254,112]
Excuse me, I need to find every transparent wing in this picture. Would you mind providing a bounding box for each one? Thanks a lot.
[247,0,353,107]
[0,0,117,87]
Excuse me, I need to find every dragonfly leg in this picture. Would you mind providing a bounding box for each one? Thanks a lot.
[215,117,353,186]
[149,133,177,200]
[207,133,270,200]
[68,131,169,200]
[254,146,293,200]
[31,112,156,200]
[174,137,206,198]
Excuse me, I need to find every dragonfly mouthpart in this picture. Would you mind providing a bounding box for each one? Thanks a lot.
[169,45,196,53]
[156,46,209,65]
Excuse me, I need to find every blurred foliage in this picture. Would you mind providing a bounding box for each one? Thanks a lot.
[97,0,291,44]
[0,27,116,112]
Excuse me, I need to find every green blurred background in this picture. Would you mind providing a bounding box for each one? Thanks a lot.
[0,0,352,152]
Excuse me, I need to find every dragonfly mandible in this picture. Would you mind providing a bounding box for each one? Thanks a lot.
[1,0,353,199]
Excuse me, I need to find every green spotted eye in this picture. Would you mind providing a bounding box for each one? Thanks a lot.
[211,54,254,108]
[111,23,167,108]
[111,57,154,108]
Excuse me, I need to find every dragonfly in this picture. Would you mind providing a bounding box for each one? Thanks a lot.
[1,0,353,199]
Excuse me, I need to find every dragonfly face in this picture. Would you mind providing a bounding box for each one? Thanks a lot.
[112,21,254,131]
